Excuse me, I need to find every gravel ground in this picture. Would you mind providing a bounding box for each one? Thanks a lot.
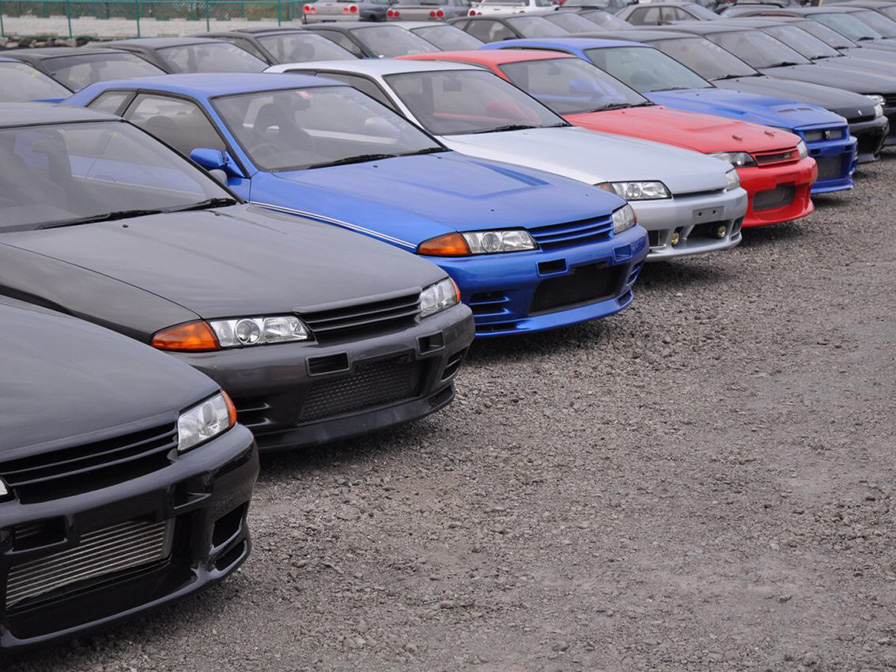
[7,156,896,671]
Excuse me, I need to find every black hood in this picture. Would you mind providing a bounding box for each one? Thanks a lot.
[757,63,896,97]
[1,204,445,320]
[0,299,217,456]
[713,75,880,121]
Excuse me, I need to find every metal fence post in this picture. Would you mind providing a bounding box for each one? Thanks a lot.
[205,0,209,30]
[66,0,72,37]
[135,0,140,37]
[0,0,5,38]
[277,0,281,25]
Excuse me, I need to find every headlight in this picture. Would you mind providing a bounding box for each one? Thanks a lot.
[417,230,537,256]
[874,103,884,118]
[177,391,236,453]
[710,151,756,168]
[608,181,670,200]
[725,168,740,192]
[796,139,808,160]
[612,204,637,234]
[420,277,459,318]
[210,315,310,347]
[869,94,885,106]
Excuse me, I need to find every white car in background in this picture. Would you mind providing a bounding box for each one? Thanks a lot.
[267,59,749,260]
[468,0,557,16]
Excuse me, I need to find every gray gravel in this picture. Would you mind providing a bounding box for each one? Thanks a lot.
[8,156,896,671]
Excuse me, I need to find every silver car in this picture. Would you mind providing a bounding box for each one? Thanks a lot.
[303,0,393,23]
[267,59,749,260]
[386,0,472,21]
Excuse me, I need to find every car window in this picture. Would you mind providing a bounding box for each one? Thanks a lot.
[665,7,690,21]
[585,45,713,91]
[654,37,757,80]
[412,25,485,50]
[212,86,443,171]
[351,25,440,56]
[815,13,882,40]
[628,7,661,25]
[764,25,840,59]
[124,94,226,156]
[707,30,809,68]
[315,72,398,110]
[258,32,357,63]
[313,30,366,57]
[505,16,570,37]
[156,42,267,73]
[86,90,133,115]
[580,10,633,29]
[45,53,164,91]
[682,3,718,19]
[545,12,600,32]
[466,20,516,42]
[0,62,72,101]
[228,37,268,61]
[797,20,855,48]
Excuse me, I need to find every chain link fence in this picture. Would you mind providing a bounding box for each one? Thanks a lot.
[0,0,307,38]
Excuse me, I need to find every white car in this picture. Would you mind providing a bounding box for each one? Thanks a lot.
[469,0,557,16]
[267,59,748,260]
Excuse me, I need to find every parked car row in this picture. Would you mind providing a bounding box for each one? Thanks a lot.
[0,0,891,654]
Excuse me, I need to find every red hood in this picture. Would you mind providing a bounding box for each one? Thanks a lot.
[565,105,800,155]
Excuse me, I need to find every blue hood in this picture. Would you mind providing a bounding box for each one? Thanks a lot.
[248,152,625,248]
[645,88,845,131]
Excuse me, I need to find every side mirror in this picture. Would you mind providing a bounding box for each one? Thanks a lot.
[190,147,226,171]
[208,169,228,185]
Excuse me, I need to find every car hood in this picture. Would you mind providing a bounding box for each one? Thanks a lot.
[0,300,217,455]
[437,125,732,194]
[565,105,800,153]
[645,87,845,130]
[711,76,876,122]
[255,152,624,244]
[757,63,896,96]
[3,204,445,319]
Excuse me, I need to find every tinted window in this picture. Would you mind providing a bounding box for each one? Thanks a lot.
[315,72,397,109]
[45,53,163,91]
[0,62,71,101]
[545,12,603,32]
[707,30,809,68]
[86,90,132,115]
[213,86,442,171]
[313,30,366,57]
[412,25,485,50]
[505,16,570,37]
[220,36,267,60]
[627,7,662,25]
[880,6,896,23]
[351,25,439,56]
[763,25,840,59]
[853,9,896,38]
[815,13,882,40]
[465,19,516,42]
[654,36,757,80]
[585,45,712,91]
[157,42,267,73]
[125,94,226,156]
[580,10,634,29]
[499,56,646,114]
[681,3,718,19]
[258,32,357,63]
[797,20,855,48]
[385,68,565,135]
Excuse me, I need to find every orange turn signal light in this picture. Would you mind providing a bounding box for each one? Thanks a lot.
[152,321,220,352]
[417,233,471,257]
[222,389,238,428]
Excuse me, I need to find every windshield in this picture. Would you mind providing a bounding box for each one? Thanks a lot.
[0,121,230,231]
[707,30,810,68]
[763,24,841,59]
[655,37,757,79]
[499,56,647,114]
[505,16,571,37]
[545,12,604,32]
[46,53,163,91]
[815,13,883,41]
[352,25,440,56]
[158,42,267,73]
[580,10,635,29]
[213,86,443,171]
[258,32,357,62]
[686,3,722,19]
[853,9,896,38]
[412,25,485,50]
[880,6,896,23]
[796,19,856,48]
[384,69,565,135]
[0,62,72,101]
[584,46,713,92]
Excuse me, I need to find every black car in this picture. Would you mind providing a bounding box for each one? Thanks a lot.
[449,14,570,41]
[197,28,358,65]
[577,9,637,29]
[602,28,889,161]
[2,47,164,91]
[542,10,610,32]
[0,56,72,102]
[659,22,896,145]
[0,297,259,650]
[302,22,440,56]
[0,104,474,451]
[105,37,268,73]
[398,21,487,49]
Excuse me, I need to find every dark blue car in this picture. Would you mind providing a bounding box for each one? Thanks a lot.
[481,38,858,194]
[67,73,647,338]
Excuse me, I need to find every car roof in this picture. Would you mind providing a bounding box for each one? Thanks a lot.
[4,46,129,60]
[304,21,379,30]
[106,37,229,48]
[656,21,745,34]
[201,27,309,36]
[596,28,696,40]
[408,48,576,64]
[716,16,800,27]
[274,58,483,75]
[495,36,652,49]
[390,21,448,29]
[78,72,347,98]
[0,102,116,128]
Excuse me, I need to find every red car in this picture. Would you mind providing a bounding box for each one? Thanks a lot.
[401,49,818,228]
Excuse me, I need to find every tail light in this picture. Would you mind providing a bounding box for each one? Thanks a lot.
[430,10,435,16]
[468,8,476,14]
[304,4,316,11]
[388,8,400,16]
[436,8,444,16]
[389,9,395,16]
[350,4,358,11]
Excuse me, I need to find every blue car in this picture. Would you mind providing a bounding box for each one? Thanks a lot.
[0,56,72,103]
[67,74,647,338]
[482,38,858,195]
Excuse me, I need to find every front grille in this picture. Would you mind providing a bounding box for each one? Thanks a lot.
[803,128,845,142]
[0,424,176,503]
[530,262,623,315]
[884,94,896,108]
[300,354,423,422]
[527,216,614,251]
[753,184,796,212]
[856,130,885,156]
[754,148,798,166]
[816,156,845,181]
[300,292,420,342]
[5,519,174,609]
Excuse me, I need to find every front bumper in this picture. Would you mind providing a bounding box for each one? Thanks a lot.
[795,124,856,194]
[849,114,889,162]
[0,426,258,652]
[427,224,647,337]
[737,156,816,229]
[174,305,475,452]
[630,187,746,261]
[883,104,896,147]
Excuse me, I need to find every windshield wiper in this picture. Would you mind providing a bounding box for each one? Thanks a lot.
[771,62,804,67]
[308,153,400,168]
[402,146,449,156]
[470,124,539,134]
[714,73,751,80]
[165,197,240,212]
[39,209,165,229]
